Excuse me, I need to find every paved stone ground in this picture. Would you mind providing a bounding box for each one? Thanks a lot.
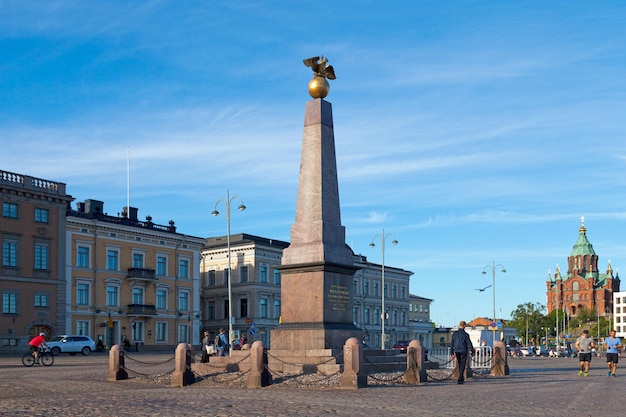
[0,353,622,416]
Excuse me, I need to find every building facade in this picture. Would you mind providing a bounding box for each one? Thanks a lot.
[200,234,415,350]
[200,234,289,347]
[408,294,434,349]
[546,219,620,322]
[613,291,626,338]
[1,170,74,349]
[66,199,205,350]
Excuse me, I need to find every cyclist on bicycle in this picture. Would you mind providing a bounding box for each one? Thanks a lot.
[28,332,49,364]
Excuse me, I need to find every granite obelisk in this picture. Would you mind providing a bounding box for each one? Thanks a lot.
[271,57,360,350]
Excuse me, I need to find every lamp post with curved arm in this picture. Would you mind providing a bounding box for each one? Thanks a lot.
[369,229,398,350]
[482,261,506,347]
[212,190,246,355]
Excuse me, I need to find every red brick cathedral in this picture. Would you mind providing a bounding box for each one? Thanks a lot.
[546,217,620,318]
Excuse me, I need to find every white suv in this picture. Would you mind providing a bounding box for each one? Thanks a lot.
[47,335,96,356]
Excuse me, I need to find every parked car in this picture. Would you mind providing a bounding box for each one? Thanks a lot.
[47,335,96,356]
[518,347,533,357]
[392,340,410,352]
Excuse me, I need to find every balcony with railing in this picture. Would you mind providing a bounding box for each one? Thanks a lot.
[126,268,157,282]
[126,304,157,316]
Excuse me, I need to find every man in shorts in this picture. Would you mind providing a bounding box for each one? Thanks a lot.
[604,329,623,377]
[575,330,595,377]
[28,332,49,364]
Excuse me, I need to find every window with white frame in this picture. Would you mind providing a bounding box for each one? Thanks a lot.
[155,322,167,342]
[77,246,90,268]
[132,252,144,268]
[132,321,143,342]
[239,265,248,283]
[260,298,268,318]
[178,290,190,312]
[2,240,18,267]
[34,293,49,308]
[34,243,48,270]
[34,207,49,223]
[156,288,167,310]
[177,324,189,343]
[76,282,89,305]
[106,249,119,271]
[179,258,189,279]
[106,285,119,307]
[132,287,144,304]
[2,291,17,314]
[260,265,268,283]
[156,256,167,276]
[76,321,89,336]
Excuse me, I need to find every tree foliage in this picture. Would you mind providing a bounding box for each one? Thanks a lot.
[508,302,547,344]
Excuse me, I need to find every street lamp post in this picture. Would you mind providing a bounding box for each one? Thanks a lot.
[482,261,506,347]
[369,228,397,350]
[212,190,246,356]
[548,266,560,352]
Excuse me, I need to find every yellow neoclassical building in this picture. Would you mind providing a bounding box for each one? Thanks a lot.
[66,199,205,351]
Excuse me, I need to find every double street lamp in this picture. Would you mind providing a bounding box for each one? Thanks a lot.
[369,228,397,350]
[482,261,506,347]
[212,190,246,355]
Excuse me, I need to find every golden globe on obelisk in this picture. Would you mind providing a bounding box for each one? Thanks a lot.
[271,57,361,356]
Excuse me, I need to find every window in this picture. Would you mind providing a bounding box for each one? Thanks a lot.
[76,283,89,305]
[353,280,358,294]
[384,284,388,297]
[400,286,405,299]
[392,310,398,326]
[240,298,248,317]
[2,292,17,314]
[239,265,248,283]
[207,270,216,286]
[156,322,167,342]
[374,308,380,325]
[374,283,379,297]
[132,321,143,342]
[177,324,189,343]
[363,281,369,296]
[132,253,144,268]
[77,246,90,268]
[106,250,119,271]
[260,265,268,283]
[391,284,396,298]
[207,302,215,320]
[223,300,229,319]
[35,208,49,223]
[179,259,189,279]
[3,202,18,218]
[178,290,189,311]
[34,243,48,270]
[401,311,406,326]
[273,269,281,285]
[76,321,89,336]
[157,256,167,276]
[132,288,144,304]
[260,298,268,318]
[364,307,370,324]
[274,300,281,319]
[156,288,167,310]
[34,293,49,308]
[573,282,579,291]
[2,240,17,267]
[223,269,229,285]
[106,285,118,307]
[353,306,359,324]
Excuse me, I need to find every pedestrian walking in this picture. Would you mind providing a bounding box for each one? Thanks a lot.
[604,329,623,377]
[450,320,474,385]
[575,330,595,377]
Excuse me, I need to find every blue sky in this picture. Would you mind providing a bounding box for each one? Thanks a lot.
[2,1,626,326]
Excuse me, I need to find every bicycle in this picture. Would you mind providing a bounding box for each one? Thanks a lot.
[22,346,54,367]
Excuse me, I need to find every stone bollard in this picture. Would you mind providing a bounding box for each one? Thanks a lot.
[339,337,367,389]
[451,353,473,380]
[491,340,510,376]
[107,344,128,381]
[403,340,427,384]
[247,341,272,388]
[171,343,195,387]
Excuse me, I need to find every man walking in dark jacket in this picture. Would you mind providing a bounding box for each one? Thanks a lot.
[450,320,474,384]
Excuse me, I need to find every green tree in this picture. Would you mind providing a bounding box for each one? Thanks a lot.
[509,302,546,345]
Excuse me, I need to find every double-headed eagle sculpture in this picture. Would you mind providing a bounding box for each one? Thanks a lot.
[303,56,336,99]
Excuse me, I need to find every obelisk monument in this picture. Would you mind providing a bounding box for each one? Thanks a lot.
[271,57,360,351]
